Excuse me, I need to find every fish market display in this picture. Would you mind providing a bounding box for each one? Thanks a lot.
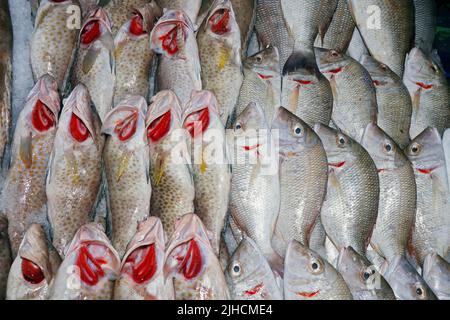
[114,217,174,300]
[103,96,151,258]
[0,0,11,164]
[1,75,60,257]
[46,84,104,258]
[182,90,230,255]
[422,252,450,300]
[104,0,151,35]
[197,0,243,125]
[30,0,78,91]
[0,217,11,299]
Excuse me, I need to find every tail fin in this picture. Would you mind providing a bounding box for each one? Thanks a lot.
[283,48,319,77]
[267,250,285,278]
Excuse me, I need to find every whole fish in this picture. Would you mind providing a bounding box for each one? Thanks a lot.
[150,10,202,108]
[403,47,450,139]
[30,0,78,90]
[361,123,416,262]
[284,240,352,300]
[281,0,338,75]
[0,75,60,257]
[72,7,115,122]
[104,0,151,35]
[314,124,379,256]
[197,0,243,125]
[346,28,369,62]
[337,246,396,300]
[383,255,436,300]
[413,0,436,55]
[347,0,414,77]
[405,127,450,265]
[226,237,283,300]
[103,96,151,258]
[235,46,281,125]
[422,252,450,300]
[50,223,121,300]
[361,54,412,149]
[156,0,201,24]
[271,107,328,256]
[164,213,230,300]
[46,84,104,258]
[255,0,293,69]
[228,102,283,275]
[315,48,378,143]
[114,2,162,104]
[0,216,11,299]
[0,0,12,164]
[314,0,355,53]
[182,91,230,255]
[147,90,195,236]
[6,224,60,300]
[114,217,174,300]
[281,61,333,128]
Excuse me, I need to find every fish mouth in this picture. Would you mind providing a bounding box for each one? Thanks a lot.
[296,290,320,298]
[79,7,112,46]
[243,283,264,296]
[328,161,345,168]
[182,90,220,137]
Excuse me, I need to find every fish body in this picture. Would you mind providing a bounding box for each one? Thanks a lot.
[422,252,450,300]
[156,0,201,23]
[46,84,104,258]
[0,75,60,257]
[104,0,150,35]
[73,8,115,121]
[114,217,174,300]
[197,0,243,125]
[413,0,436,55]
[30,0,78,90]
[182,91,230,255]
[0,216,11,299]
[103,96,151,258]
[346,28,368,62]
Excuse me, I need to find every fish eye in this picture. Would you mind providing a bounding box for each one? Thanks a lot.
[430,64,438,73]
[384,142,393,153]
[309,258,323,274]
[363,271,371,280]
[336,135,347,147]
[409,143,421,154]
[293,125,303,136]
[380,64,387,70]
[235,123,242,130]
[330,50,339,57]
[231,263,241,276]
[416,287,423,296]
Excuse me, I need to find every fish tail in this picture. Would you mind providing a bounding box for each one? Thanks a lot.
[282,48,319,77]
[266,250,285,278]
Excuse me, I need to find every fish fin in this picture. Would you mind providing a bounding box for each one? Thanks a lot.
[19,132,33,168]
[282,49,319,77]
[82,46,101,74]
[267,250,284,278]
[116,150,132,182]
[153,153,167,186]
[443,129,450,191]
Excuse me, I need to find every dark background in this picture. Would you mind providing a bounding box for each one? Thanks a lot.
[435,0,450,77]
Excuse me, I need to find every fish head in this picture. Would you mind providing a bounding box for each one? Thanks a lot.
[233,101,268,135]
[406,127,445,173]
[245,46,280,79]
[404,47,444,88]
[130,2,163,36]
[79,7,113,48]
[182,90,221,139]
[119,217,166,287]
[7,224,54,300]
[360,54,398,88]
[146,90,183,145]
[383,255,437,300]
[164,214,214,282]
[150,9,195,58]
[203,0,239,40]
[314,48,350,79]
[361,123,408,171]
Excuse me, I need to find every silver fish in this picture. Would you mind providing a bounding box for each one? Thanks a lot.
[422,252,450,300]
[156,0,202,24]
[346,28,369,63]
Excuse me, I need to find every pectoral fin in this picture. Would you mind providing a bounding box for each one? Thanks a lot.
[19,133,33,169]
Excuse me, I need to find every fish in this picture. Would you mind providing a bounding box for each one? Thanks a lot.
[30,0,78,91]
[383,255,437,300]
[403,47,450,139]
[225,237,283,300]
[182,90,230,255]
[346,28,369,62]
[50,223,121,300]
[281,59,333,128]
[413,0,437,55]
[314,0,355,53]
[315,48,378,143]
[255,0,294,69]
[104,0,151,35]
[114,217,174,300]
[0,0,12,164]
[360,54,412,149]
[6,224,61,300]
[146,90,195,236]
[314,124,379,256]
[336,246,396,300]
[0,216,11,300]
[72,7,115,122]
[197,0,243,125]
[445,129,450,192]
[46,84,104,258]
[164,213,229,299]
[405,127,450,265]
[281,0,338,75]
[360,123,416,262]
[156,0,202,24]
[347,0,414,77]
[114,2,162,104]
[284,240,353,300]
[102,95,151,258]
[271,107,328,256]
[235,46,281,125]
[422,252,450,300]
[228,101,283,275]
[0,75,60,257]
[150,10,202,108]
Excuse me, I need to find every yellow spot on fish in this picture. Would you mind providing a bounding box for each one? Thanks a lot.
[116,151,131,182]
[218,46,230,70]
